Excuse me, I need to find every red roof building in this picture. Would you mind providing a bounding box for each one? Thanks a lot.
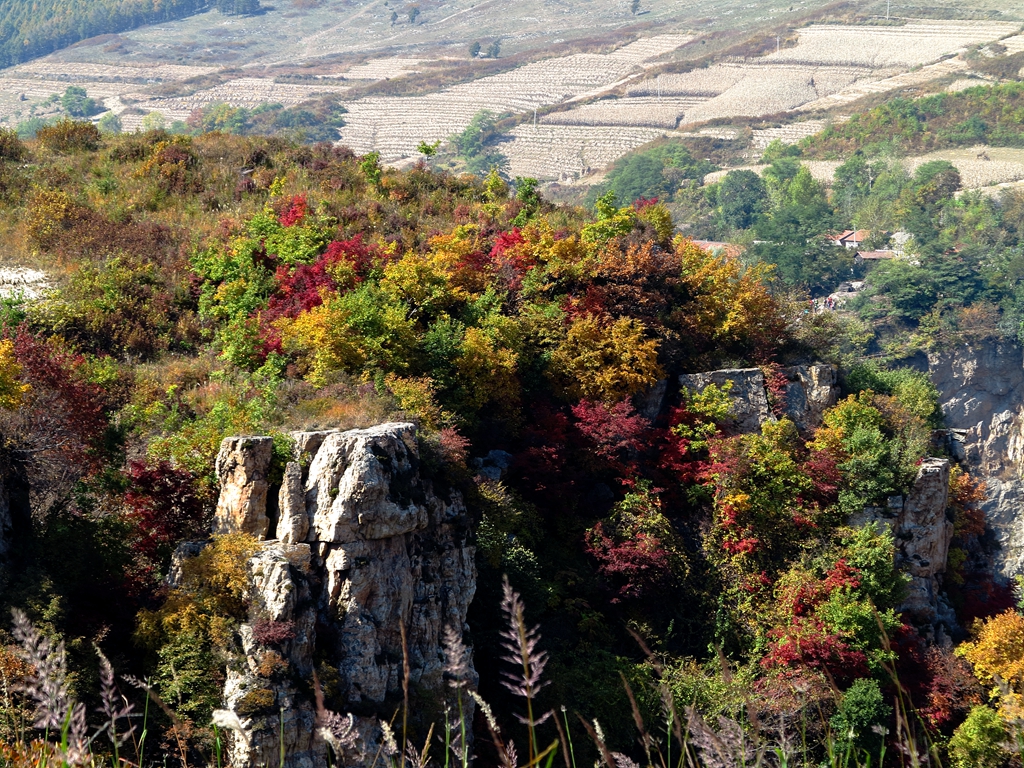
[829,230,871,248]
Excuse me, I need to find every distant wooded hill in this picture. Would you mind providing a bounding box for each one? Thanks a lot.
[0,0,260,69]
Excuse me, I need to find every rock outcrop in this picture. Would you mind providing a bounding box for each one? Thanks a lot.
[927,341,1024,578]
[224,542,322,768]
[210,423,476,768]
[896,459,955,627]
[214,437,274,538]
[782,364,840,432]
[679,368,771,433]
[847,458,956,632]
[678,363,838,433]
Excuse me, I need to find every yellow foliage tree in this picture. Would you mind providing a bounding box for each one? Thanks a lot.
[0,340,29,410]
[456,326,520,412]
[135,533,260,649]
[676,239,788,359]
[26,188,80,251]
[959,609,1024,721]
[549,315,662,402]
[384,373,449,429]
[276,301,365,387]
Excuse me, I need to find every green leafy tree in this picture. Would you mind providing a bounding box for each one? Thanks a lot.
[97,111,123,134]
[829,678,892,759]
[450,110,507,176]
[713,169,766,230]
[594,142,716,207]
[61,86,102,118]
[417,139,441,157]
[948,705,1006,768]
[141,111,167,132]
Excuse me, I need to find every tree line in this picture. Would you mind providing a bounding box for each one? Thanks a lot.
[0,0,261,69]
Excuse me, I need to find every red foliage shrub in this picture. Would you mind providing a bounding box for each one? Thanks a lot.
[571,399,648,472]
[950,573,1016,626]
[761,362,789,419]
[260,236,375,348]
[9,330,110,472]
[800,448,842,508]
[278,194,309,227]
[123,460,213,591]
[823,558,861,592]
[252,619,297,646]
[650,405,718,487]
[762,617,868,687]
[438,427,470,466]
[585,524,673,603]
[511,404,573,497]
[632,197,659,210]
[918,646,984,729]
[488,228,536,294]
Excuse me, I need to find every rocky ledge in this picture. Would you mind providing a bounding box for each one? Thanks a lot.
[205,423,476,768]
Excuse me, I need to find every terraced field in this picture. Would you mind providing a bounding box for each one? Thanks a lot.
[499,124,667,180]
[770,20,1018,68]
[335,35,694,160]
[0,0,1021,185]
[750,120,830,151]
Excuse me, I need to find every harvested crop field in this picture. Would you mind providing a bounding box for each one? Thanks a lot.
[7,61,218,83]
[336,35,695,162]
[703,160,841,185]
[498,124,667,181]
[134,77,350,113]
[750,120,831,151]
[0,0,1018,186]
[796,57,972,111]
[543,96,709,129]
[767,20,1019,68]
[946,77,994,92]
[906,147,1024,189]
[339,58,427,80]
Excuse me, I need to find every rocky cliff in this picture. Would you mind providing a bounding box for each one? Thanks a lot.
[676,363,839,433]
[207,423,476,768]
[679,363,962,633]
[852,458,956,633]
[927,341,1024,579]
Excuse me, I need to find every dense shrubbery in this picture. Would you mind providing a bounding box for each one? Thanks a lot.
[0,123,1013,768]
[802,83,1024,158]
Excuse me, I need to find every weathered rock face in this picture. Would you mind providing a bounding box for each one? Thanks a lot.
[679,368,770,433]
[277,462,307,545]
[214,437,273,538]
[927,342,1024,578]
[677,363,837,433]
[896,459,954,627]
[212,423,476,768]
[224,543,322,768]
[782,364,839,433]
